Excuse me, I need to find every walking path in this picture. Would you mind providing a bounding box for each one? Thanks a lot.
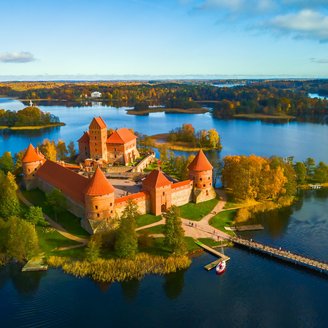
[17,191,88,245]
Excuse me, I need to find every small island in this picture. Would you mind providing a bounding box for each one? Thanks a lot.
[0,106,65,130]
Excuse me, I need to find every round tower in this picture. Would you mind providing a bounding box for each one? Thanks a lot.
[22,144,45,190]
[84,167,115,222]
[188,150,216,203]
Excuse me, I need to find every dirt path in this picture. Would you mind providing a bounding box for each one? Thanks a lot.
[136,189,231,241]
[18,191,88,245]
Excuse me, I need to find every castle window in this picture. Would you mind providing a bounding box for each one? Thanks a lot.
[111,210,113,214]
[200,178,202,181]
[208,177,210,180]
[95,205,98,210]
[95,136,96,140]
[206,190,209,196]
[97,213,100,218]
[28,169,30,173]
[203,184,205,187]
[110,203,112,206]
[163,192,165,196]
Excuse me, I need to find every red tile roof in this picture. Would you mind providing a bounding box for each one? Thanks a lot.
[115,191,149,204]
[89,117,107,129]
[107,128,137,144]
[142,170,172,189]
[85,167,115,196]
[36,160,89,204]
[188,149,213,171]
[172,180,192,189]
[77,131,90,143]
[22,144,44,163]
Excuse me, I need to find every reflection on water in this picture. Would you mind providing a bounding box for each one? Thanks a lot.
[0,263,45,296]
[163,270,185,300]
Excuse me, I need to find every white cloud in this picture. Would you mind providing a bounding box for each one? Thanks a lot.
[0,51,36,63]
[310,57,328,63]
[270,10,328,41]
[198,0,275,12]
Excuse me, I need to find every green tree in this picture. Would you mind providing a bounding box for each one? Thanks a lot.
[115,200,139,259]
[25,206,47,226]
[0,172,20,218]
[46,189,67,221]
[6,217,39,262]
[294,162,307,184]
[56,140,68,160]
[85,233,102,262]
[163,206,186,256]
[67,141,77,161]
[313,162,328,183]
[304,157,316,177]
[0,152,14,173]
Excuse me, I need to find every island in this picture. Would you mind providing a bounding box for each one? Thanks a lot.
[0,106,65,130]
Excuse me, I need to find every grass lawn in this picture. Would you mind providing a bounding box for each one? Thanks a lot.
[136,214,162,228]
[209,210,236,235]
[37,226,80,256]
[138,224,165,235]
[179,198,219,221]
[23,189,89,238]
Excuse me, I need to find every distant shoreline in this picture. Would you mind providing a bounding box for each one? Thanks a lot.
[0,122,65,131]
[127,107,208,116]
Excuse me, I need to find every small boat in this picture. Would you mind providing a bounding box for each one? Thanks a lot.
[216,261,226,275]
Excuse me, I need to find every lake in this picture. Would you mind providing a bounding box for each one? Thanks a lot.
[1,98,328,163]
[1,98,328,327]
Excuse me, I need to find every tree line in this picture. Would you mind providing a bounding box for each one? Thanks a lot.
[1,81,328,121]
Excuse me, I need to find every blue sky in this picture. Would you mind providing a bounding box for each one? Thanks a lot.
[1,0,328,79]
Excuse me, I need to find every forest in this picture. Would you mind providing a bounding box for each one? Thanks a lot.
[0,80,327,121]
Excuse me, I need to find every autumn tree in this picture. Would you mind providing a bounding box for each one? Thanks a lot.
[85,233,102,262]
[115,200,139,259]
[0,152,14,173]
[313,162,328,183]
[56,140,68,160]
[40,139,57,161]
[0,172,20,218]
[6,217,39,262]
[163,206,186,256]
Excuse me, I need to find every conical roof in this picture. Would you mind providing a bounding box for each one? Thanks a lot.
[22,144,44,163]
[188,149,213,171]
[142,170,171,188]
[85,167,114,196]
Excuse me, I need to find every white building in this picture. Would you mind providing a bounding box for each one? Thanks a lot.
[91,91,102,98]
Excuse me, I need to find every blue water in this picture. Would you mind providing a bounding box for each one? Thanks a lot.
[1,98,328,327]
[1,98,328,162]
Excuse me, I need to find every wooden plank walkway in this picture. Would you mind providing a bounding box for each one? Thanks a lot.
[225,224,264,232]
[229,236,328,274]
[22,255,48,272]
[194,240,230,270]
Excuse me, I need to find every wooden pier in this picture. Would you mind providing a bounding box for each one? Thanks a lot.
[225,224,264,232]
[194,240,230,271]
[229,236,328,274]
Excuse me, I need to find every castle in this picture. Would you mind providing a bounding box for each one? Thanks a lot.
[22,117,216,234]
[78,117,140,165]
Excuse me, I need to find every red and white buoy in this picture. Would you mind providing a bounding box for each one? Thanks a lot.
[215,261,226,275]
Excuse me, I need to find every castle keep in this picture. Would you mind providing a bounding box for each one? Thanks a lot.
[78,117,140,165]
[22,117,216,234]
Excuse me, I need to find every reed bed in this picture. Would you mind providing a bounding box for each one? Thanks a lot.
[47,253,191,283]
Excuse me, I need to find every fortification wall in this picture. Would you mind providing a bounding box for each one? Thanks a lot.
[115,192,150,217]
[171,181,193,206]
[36,177,85,219]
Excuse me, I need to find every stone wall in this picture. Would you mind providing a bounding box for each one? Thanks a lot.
[171,181,193,206]
[115,192,150,217]
[36,177,85,219]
